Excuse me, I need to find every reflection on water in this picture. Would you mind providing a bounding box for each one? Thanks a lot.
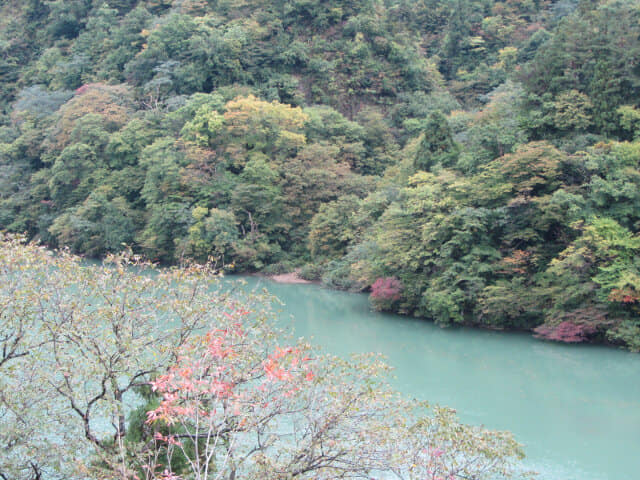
[231,275,640,480]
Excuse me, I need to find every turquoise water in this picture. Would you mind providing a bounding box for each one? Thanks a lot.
[235,275,640,480]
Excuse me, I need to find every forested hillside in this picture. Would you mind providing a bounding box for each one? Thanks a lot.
[1,0,639,349]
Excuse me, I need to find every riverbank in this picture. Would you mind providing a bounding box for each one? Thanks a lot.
[255,271,318,284]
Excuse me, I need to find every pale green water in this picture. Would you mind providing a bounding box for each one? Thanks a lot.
[235,275,640,480]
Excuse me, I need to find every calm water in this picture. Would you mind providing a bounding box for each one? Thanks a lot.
[234,275,640,480]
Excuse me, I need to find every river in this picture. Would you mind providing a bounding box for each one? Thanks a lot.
[233,275,640,480]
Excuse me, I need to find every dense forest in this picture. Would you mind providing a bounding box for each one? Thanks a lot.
[1,0,640,349]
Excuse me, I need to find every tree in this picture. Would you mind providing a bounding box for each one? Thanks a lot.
[458,81,528,172]
[308,195,360,260]
[48,142,107,210]
[46,83,133,153]
[142,321,529,480]
[0,235,267,478]
[552,90,593,131]
[370,276,403,311]
[521,0,640,132]
[414,111,459,171]
[0,236,62,480]
[181,206,239,264]
[617,105,640,140]
[534,218,640,349]
[48,186,138,256]
[0,236,530,480]
[218,95,308,169]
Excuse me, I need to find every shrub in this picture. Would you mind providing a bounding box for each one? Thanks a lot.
[370,276,403,311]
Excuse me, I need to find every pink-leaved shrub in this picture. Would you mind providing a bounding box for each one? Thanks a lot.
[370,276,403,311]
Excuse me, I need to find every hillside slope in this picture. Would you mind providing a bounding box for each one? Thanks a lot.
[1,0,639,348]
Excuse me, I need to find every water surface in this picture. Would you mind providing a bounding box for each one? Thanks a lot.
[235,275,640,480]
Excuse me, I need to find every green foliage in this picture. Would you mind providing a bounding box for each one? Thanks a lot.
[533,217,640,346]
[181,206,239,264]
[414,111,459,171]
[521,0,640,133]
[553,90,593,131]
[48,187,137,256]
[1,0,640,349]
[617,105,640,140]
[453,81,528,172]
[309,195,360,260]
